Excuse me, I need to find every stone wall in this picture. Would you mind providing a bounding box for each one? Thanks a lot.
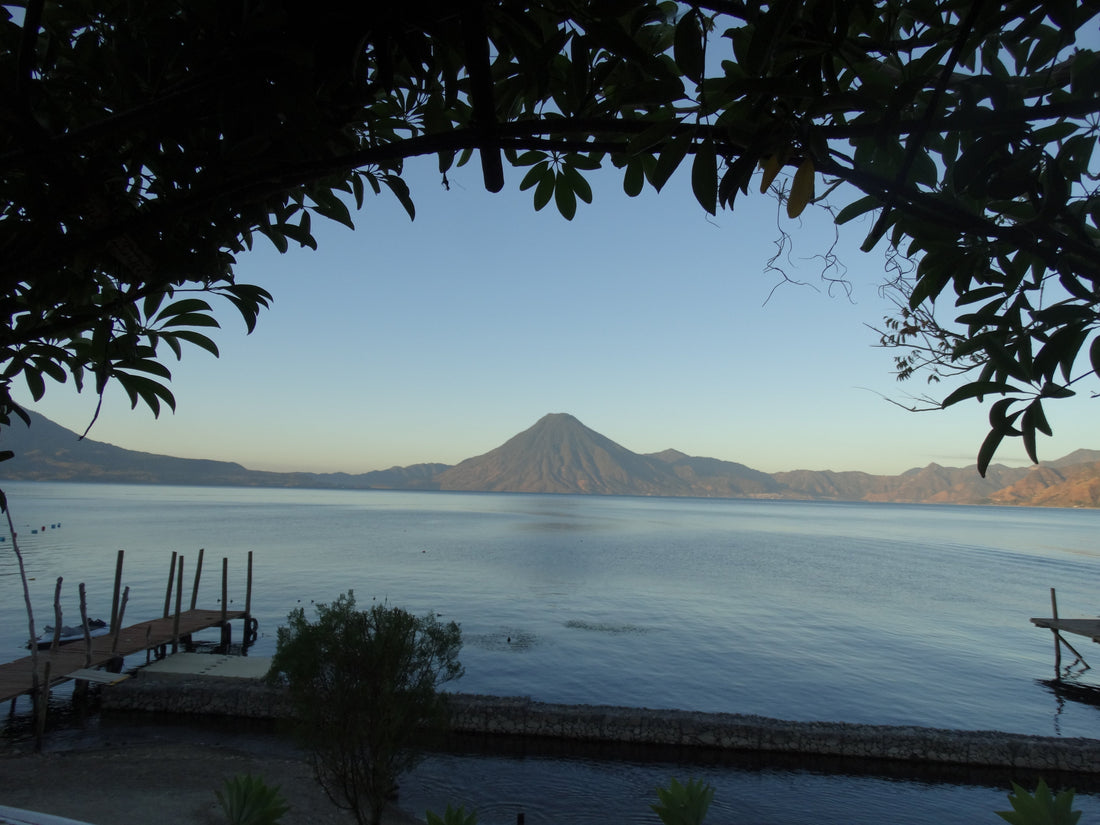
[100,672,1100,772]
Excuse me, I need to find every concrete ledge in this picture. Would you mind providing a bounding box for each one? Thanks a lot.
[100,672,1100,772]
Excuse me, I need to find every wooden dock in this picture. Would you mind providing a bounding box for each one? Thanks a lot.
[1032,589,1098,675]
[0,609,246,704]
[1031,617,1100,642]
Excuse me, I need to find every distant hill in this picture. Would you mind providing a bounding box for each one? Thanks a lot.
[1,410,1098,507]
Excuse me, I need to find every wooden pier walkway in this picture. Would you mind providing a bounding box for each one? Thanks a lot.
[0,609,245,704]
[1031,617,1100,642]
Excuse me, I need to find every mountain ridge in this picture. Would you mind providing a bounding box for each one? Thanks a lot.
[2,410,1098,508]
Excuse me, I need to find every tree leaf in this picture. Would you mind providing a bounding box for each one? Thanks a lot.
[169,329,221,358]
[691,138,718,215]
[623,158,646,197]
[383,174,416,220]
[562,165,593,204]
[520,161,550,192]
[941,381,1019,408]
[787,157,815,218]
[835,195,880,225]
[674,9,704,83]
[533,171,555,211]
[554,173,578,220]
[648,132,690,192]
[759,153,782,194]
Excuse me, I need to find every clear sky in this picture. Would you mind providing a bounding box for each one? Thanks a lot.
[14,158,1098,476]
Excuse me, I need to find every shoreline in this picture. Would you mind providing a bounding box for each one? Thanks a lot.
[96,665,1100,773]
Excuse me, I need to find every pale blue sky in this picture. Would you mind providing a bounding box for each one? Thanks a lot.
[16,158,1098,476]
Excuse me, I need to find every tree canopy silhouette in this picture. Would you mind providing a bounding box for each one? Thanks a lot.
[2,0,1098,473]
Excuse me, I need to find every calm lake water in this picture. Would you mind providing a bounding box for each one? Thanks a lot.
[2,481,1099,824]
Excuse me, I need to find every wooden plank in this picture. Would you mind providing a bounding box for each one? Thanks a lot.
[65,668,130,685]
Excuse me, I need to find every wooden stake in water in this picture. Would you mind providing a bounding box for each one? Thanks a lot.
[35,661,50,745]
[190,547,205,611]
[221,557,229,648]
[112,586,129,656]
[79,583,91,668]
[163,550,178,619]
[245,550,253,617]
[5,504,43,750]
[1051,588,1061,677]
[109,549,124,630]
[75,582,92,705]
[50,577,63,654]
[172,555,184,654]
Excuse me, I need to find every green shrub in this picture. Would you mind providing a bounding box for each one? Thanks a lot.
[651,777,715,825]
[997,780,1081,825]
[215,774,289,825]
[268,590,464,825]
[426,804,479,825]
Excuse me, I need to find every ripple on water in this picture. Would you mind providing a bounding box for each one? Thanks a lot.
[466,630,539,652]
[563,619,650,634]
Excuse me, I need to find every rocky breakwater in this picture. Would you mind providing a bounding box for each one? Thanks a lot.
[99,668,1100,772]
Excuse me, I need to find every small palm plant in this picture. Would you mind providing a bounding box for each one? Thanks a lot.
[651,777,715,825]
[216,774,290,825]
[997,780,1080,825]
[426,804,479,825]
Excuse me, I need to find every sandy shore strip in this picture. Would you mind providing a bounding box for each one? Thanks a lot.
[0,725,422,825]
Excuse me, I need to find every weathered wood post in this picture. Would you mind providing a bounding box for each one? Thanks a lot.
[79,583,91,668]
[162,550,178,619]
[190,547,205,611]
[109,549,124,629]
[35,661,50,746]
[245,550,253,618]
[50,577,63,654]
[74,583,92,707]
[220,557,231,649]
[172,555,184,654]
[1052,588,1061,677]
[109,586,129,671]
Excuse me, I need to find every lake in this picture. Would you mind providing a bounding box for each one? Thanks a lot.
[1,482,1098,823]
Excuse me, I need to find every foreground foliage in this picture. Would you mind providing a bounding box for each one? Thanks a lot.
[215,774,290,825]
[997,780,1082,825]
[267,591,463,825]
[425,804,480,825]
[2,1,1098,472]
[652,777,716,825]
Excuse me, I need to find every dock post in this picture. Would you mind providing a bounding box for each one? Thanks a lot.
[190,548,205,611]
[111,586,129,659]
[108,586,129,672]
[163,551,178,619]
[78,583,91,668]
[109,550,124,629]
[34,660,50,748]
[172,555,184,654]
[50,577,63,654]
[1051,588,1061,677]
[244,550,256,647]
[246,550,253,618]
[220,557,231,649]
[74,583,91,707]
